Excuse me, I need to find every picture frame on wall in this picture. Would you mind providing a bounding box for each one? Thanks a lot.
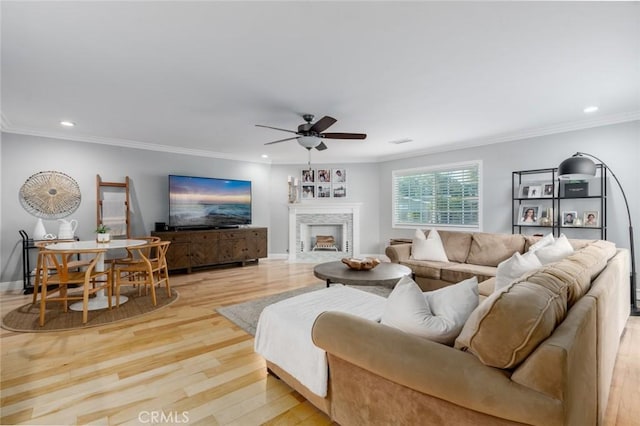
[584,210,599,227]
[332,168,346,183]
[302,169,315,183]
[562,210,578,226]
[518,205,541,225]
[332,183,347,198]
[317,185,331,198]
[301,185,315,199]
[317,169,331,183]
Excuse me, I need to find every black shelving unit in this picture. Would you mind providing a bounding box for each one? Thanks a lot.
[19,229,38,294]
[512,165,606,239]
[19,230,80,295]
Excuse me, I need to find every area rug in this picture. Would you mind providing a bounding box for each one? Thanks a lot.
[1,288,179,332]
[216,284,391,336]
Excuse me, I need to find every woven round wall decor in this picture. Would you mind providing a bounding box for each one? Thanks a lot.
[19,171,81,219]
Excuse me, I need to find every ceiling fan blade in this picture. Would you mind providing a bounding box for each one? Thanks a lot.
[315,141,328,151]
[309,116,337,133]
[321,132,367,140]
[264,136,299,145]
[255,124,298,134]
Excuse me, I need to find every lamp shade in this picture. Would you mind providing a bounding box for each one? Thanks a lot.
[297,136,321,149]
[558,155,597,180]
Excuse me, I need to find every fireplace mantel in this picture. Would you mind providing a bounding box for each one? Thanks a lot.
[288,203,361,262]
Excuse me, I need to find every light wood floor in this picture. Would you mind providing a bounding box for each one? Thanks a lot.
[1,259,638,425]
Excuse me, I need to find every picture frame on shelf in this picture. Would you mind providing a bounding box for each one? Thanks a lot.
[584,210,599,227]
[518,184,530,199]
[562,210,578,226]
[527,185,542,198]
[518,205,541,225]
[542,183,554,198]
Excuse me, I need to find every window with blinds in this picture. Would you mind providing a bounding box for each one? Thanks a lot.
[392,161,481,228]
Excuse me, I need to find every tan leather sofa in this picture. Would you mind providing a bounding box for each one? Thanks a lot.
[385,230,595,291]
[310,237,631,426]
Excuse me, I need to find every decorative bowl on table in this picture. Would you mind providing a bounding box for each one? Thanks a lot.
[341,257,381,271]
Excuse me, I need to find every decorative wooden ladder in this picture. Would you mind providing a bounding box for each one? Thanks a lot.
[96,175,131,238]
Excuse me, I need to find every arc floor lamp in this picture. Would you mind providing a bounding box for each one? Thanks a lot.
[558,152,638,316]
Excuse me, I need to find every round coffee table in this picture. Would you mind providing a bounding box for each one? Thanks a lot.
[313,261,412,288]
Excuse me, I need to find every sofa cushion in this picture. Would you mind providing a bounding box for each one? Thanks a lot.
[382,276,478,345]
[411,228,449,262]
[399,259,451,280]
[534,234,574,264]
[527,232,555,253]
[440,263,497,284]
[478,277,495,297]
[438,230,473,263]
[524,240,616,306]
[525,234,595,252]
[495,251,543,292]
[466,233,526,267]
[454,279,568,369]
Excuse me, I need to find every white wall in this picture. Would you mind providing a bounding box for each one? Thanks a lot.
[268,163,381,257]
[0,133,272,284]
[377,120,640,272]
[3,120,638,287]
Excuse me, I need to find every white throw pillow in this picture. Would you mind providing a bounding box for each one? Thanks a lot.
[495,251,543,291]
[528,233,555,253]
[534,234,574,264]
[410,228,449,262]
[381,275,479,345]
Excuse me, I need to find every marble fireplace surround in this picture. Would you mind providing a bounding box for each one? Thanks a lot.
[288,203,361,262]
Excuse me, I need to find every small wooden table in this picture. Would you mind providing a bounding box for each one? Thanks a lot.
[313,261,412,288]
[47,239,147,310]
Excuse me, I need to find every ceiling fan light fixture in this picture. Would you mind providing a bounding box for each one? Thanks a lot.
[297,135,321,149]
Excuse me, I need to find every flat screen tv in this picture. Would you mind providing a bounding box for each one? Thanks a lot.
[169,175,252,229]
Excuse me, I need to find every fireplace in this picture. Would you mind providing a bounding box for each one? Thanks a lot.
[288,203,361,262]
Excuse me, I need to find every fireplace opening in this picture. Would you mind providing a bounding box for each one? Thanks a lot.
[300,223,347,253]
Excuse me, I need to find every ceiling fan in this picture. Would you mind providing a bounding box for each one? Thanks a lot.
[256,114,367,151]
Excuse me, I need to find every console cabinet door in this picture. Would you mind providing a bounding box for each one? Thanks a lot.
[218,230,248,262]
[189,231,219,266]
[246,229,267,259]
[153,232,191,271]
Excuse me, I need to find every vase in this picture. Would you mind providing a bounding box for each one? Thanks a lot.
[96,233,111,243]
[33,218,47,240]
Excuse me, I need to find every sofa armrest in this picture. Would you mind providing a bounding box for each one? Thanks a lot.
[385,243,411,263]
[312,311,561,425]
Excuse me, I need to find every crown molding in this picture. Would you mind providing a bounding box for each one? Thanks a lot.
[0,126,272,165]
[375,110,640,163]
[2,110,638,165]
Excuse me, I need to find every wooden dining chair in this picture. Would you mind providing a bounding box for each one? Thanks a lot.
[31,240,91,305]
[37,248,112,326]
[108,236,162,267]
[114,241,171,306]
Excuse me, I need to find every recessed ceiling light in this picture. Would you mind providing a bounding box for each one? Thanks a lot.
[261,154,269,158]
[583,106,599,114]
[60,120,76,127]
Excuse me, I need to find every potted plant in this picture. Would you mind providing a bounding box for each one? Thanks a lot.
[95,224,111,243]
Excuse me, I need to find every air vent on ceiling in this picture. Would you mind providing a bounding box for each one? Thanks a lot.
[388,138,413,145]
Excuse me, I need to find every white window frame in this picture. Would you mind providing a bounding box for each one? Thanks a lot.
[392,160,483,231]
